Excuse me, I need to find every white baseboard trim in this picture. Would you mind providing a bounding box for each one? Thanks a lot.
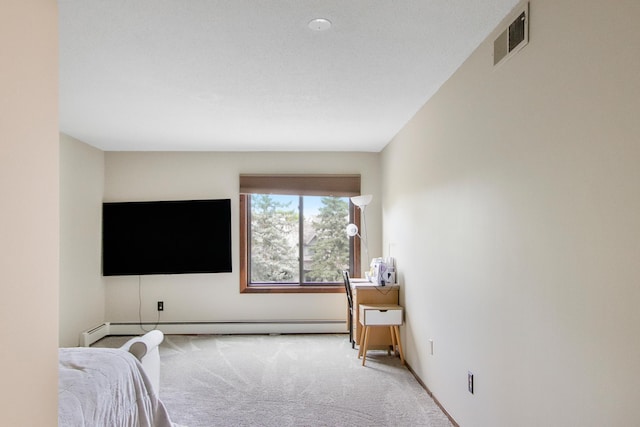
[108,320,347,336]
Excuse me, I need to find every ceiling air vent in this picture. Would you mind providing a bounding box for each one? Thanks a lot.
[493,2,529,66]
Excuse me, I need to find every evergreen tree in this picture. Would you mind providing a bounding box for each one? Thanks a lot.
[306,197,349,282]
[250,194,298,282]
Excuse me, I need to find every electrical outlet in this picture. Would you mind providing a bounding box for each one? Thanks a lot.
[468,371,474,394]
[157,301,164,311]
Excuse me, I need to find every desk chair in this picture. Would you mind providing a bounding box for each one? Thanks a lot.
[342,270,355,349]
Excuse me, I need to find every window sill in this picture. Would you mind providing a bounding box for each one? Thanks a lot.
[241,285,344,294]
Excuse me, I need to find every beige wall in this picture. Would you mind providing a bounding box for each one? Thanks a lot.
[59,134,105,346]
[0,1,59,425]
[381,0,640,425]
[103,151,381,327]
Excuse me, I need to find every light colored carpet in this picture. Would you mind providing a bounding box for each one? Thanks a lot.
[95,333,452,427]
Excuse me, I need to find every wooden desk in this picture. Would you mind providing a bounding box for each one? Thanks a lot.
[350,281,399,349]
[358,303,405,366]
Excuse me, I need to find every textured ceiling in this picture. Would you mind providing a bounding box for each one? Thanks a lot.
[58,0,519,152]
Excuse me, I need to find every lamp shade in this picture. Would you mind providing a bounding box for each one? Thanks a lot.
[346,223,359,237]
[350,194,372,208]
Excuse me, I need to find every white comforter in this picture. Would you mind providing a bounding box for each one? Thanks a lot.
[58,347,173,427]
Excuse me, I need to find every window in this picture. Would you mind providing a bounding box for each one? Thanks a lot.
[240,175,361,293]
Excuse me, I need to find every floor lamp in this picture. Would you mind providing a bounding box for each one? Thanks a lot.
[346,194,372,277]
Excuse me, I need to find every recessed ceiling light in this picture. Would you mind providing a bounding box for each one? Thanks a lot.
[308,18,331,31]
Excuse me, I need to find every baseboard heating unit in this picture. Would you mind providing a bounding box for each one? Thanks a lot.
[108,320,346,336]
[80,322,111,346]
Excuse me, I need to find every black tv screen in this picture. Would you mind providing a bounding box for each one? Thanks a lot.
[102,199,232,276]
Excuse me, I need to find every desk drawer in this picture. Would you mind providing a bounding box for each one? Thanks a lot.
[361,308,403,326]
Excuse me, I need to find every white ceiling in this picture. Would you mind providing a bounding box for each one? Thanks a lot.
[58,0,519,152]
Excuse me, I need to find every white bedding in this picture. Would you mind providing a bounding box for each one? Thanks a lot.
[58,347,173,427]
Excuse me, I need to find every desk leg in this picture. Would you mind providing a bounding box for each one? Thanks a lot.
[357,325,366,359]
[389,326,397,355]
[392,326,405,365]
[361,326,370,366]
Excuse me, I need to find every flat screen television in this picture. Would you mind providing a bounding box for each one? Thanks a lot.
[102,199,232,276]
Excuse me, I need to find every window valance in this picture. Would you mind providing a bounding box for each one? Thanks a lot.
[239,174,360,197]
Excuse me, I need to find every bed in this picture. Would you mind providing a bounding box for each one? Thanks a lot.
[58,330,173,427]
